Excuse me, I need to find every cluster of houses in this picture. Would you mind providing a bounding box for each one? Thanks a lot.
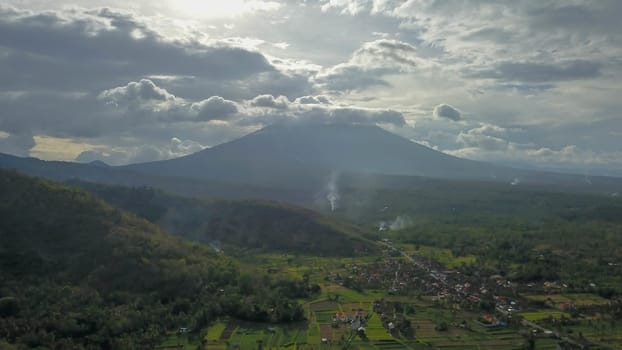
[324,240,621,349]
[329,247,527,312]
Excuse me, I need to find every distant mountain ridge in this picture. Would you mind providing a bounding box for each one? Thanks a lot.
[1,123,621,200]
[122,122,622,190]
[122,123,497,186]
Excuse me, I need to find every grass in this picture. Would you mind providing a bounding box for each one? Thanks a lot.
[307,322,321,345]
[205,321,227,342]
[365,313,392,341]
[397,243,477,268]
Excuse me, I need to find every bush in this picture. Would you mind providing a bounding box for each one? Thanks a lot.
[0,297,19,317]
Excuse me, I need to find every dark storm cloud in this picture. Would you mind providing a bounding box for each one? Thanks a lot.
[0,91,107,138]
[471,60,602,83]
[433,104,462,121]
[0,5,316,156]
[0,132,35,157]
[0,6,276,92]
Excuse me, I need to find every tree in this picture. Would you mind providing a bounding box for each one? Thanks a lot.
[0,297,19,317]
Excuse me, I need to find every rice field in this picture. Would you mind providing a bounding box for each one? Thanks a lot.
[519,311,572,321]
[175,253,620,350]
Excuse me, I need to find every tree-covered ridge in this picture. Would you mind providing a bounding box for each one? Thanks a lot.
[70,180,377,256]
[0,170,315,349]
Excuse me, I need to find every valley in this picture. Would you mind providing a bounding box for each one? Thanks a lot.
[170,244,622,350]
[2,124,622,350]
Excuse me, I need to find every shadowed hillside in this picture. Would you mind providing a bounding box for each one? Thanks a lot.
[0,170,315,349]
[70,180,378,256]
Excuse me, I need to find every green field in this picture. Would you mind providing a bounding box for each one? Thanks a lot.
[156,334,196,350]
[520,311,572,321]
[397,243,477,268]
[205,321,227,342]
[153,251,621,350]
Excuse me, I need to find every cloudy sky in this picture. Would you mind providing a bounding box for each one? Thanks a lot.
[1,0,621,175]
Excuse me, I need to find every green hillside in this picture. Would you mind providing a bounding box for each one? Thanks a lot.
[69,180,378,256]
[0,170,314,349]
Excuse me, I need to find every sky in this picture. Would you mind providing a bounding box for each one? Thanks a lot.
[0,0,621,175]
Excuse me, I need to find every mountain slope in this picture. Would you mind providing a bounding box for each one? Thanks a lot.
[70,180,378,256]
[123,122,621,190]
[123,123,494,186]
[0,170,311,348]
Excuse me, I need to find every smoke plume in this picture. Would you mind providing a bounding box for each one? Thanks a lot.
[326,172,340,211]
[389,215,412,231]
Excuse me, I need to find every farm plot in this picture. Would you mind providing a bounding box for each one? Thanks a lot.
[310,300,339,312]
[316,311,336,324]
[205,321,227,342]
[341,302,371,315]
[319,324,333,341]
[224,323,309,349]
[520,311,571,321]
[365,313,392,341]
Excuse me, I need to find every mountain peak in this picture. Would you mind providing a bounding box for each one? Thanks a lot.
[88,160,110,167]
[122,121,493,187]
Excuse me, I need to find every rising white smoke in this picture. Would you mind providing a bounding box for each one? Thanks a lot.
[378,221,388,231]
[389,215,412,231]
[584,174,592,185]
[510,178,520,186]
[326,172,340,211]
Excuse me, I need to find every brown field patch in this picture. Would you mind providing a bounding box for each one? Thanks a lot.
[341,302,369,316]
[319,324,333,341]
[310,300,338,312]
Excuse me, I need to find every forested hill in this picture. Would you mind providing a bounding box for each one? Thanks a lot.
[0,170,314,349]
[70,180,378,256]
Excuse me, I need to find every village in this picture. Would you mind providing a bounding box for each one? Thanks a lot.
[319,239,622,349]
